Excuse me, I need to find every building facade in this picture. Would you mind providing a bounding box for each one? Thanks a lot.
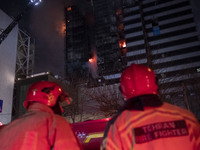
[122,0,200,115]
[92,0,123,78]
[0,9,18,124]
[65,0,200,119]
[65,5,91,79]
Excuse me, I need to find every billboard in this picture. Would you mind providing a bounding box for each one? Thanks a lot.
[0,9,18,124]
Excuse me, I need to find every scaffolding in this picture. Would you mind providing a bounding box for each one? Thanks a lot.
[16,29,34,77]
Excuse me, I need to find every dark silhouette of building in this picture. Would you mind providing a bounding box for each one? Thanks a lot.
[65,5,92,79]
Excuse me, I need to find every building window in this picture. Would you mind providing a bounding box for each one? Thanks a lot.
[152,17,160,36]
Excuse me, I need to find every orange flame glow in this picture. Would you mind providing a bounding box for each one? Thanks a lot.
[89,58,94,63]
[119,40,126,48]
[88,51,98,78]
[67,7,72,11]
[56,21,66,37]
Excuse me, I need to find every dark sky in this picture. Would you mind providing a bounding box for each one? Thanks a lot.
[0,0,92,78]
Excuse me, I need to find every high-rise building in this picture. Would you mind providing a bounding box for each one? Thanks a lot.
[92,0,122,77]
[65,0,200,118]
[122,0,200,109]
[0,9,19,124]
[65,5,91,79]
[65,0,128,82]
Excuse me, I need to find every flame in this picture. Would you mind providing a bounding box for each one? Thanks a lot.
[56,21,66,37]
[89,58,94,63]
[90,53,97,65]
[67,6,71,11]
[122,41,126,48]
[119,40,126,48]
[88,51,98,78]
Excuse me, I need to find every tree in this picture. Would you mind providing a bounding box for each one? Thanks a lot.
[61,74,124,122]
[80,83,124,118]
[61,74,85,123]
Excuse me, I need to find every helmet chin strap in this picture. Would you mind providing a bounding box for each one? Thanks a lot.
[50,100,62,115]
[50,94,73,115]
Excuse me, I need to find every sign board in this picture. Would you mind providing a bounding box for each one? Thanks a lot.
[0,100,3,112]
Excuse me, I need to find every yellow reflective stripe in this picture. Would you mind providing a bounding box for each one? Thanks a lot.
[84,132,104,143]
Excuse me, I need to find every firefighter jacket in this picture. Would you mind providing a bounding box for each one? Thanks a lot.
[0,103,82,150]
[101,94,200,150]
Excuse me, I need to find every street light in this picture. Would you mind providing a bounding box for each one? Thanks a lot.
[30,0,42,6]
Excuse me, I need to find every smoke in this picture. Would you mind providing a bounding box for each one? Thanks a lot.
[30,0,66,77]
[88,47,98,79]
[30,0,94,78]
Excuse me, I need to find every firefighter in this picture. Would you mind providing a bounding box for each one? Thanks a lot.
[0,81,82,150]
[101,63,200,150]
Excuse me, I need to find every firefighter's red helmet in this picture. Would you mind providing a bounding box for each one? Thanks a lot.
[24,81,70,108]
[120,63,158,100]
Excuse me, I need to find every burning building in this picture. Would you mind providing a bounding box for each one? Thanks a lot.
[64,0,200,119]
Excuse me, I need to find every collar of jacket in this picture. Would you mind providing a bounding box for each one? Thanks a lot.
[103,94,163,138]
[28,103,54,114]
[123,94,163,111]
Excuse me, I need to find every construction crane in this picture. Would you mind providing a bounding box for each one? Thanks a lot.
[0,0,42,45]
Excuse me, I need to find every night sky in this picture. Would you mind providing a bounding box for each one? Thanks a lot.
[0,0,92,78]
[0,0,200,78]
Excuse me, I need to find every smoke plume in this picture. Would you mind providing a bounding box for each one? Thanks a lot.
[30,0,66,77]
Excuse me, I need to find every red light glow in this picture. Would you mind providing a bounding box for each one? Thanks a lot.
[56,21,66,37]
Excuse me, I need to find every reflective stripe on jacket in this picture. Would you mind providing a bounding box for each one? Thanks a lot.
[101,94,200,150]
[0,103,82,150]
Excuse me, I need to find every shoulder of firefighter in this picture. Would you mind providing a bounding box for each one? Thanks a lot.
[101,95,200,150]
[0,103,82,150]
[51,114,83,150]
